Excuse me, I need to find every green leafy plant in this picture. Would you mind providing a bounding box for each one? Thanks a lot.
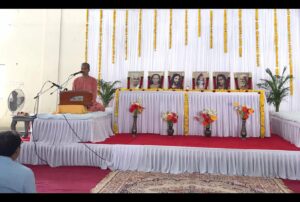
[256,67,293,112]
[98,79,121,108]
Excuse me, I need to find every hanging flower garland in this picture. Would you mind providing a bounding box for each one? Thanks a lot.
[98,9,103,89]
[85,9,89,62]
[238,9,242,57]
[169,9,173,49]
[287,9,293,95]
[274,9,279,76]
[198,9,201,37]
[255,9,260,67]
[224,9,227,53]
[210,10,213,49]
[125,10,128,60]
[112,10,116,64]
[185,9,188,46]
[138,9,142,57]
[153,9,157,51]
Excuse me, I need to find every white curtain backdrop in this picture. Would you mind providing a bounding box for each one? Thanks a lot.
[87,9,300,112]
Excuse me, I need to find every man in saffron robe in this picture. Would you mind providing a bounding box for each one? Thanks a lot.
[72,63,105,112]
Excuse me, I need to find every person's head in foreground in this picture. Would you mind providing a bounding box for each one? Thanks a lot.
[0,131,36,193]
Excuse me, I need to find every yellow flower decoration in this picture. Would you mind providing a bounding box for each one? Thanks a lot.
[248,108,254,114]
[233,102,239,107]
[211,115,217,121]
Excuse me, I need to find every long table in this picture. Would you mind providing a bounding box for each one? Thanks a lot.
[32,110,114,144]
[114,90,270,137]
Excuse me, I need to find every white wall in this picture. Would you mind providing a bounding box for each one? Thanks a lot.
[0,9,86,128]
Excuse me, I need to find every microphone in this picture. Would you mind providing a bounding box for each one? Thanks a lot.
[48,81,63,90]
[71,71,83,76]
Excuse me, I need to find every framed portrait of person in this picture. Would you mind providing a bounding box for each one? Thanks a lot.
[148,71,164,89]
[234,72,252,90]
[192,71,209,90]
[168,71,184,89]
[127,71,144,89]
[213,72,230,90]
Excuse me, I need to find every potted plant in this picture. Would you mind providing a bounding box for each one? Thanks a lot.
[256,67,293,112]
[98,79,121,108]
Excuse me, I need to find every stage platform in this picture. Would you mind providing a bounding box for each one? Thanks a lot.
[18,134,300,180]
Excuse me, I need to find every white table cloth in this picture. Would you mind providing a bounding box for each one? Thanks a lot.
[270,111,300,147]
[189,92,270,137]
[32,110,114,144]
[115,91,270,137]
[117,91,185,135]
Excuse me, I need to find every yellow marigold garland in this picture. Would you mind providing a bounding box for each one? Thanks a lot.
[153,9,157,51]
[255,9,260,67]
[287,9,293,96]
[184,92,189,135]
[169,9,173,49]
[125,10,128,60]
[185,9,188,46]
[85,9,89,62]
[274,9,279,76]
[138,9,142,57]
[97,9,103,94]
[112,10,116,64]
[224,9,227,53]
[198,9,201,37]
[210,10,213,49]
[113,89,120,134]
[259,90,265,138]
[238,9,242,57]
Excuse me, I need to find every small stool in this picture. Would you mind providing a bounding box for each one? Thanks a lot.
[11,115,36,138]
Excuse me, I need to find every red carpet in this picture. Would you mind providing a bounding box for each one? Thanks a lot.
[27,165,110,193]
[26,165,300,193]
[92,133,300,151]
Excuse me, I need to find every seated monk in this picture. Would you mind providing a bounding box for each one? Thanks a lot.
[72,62,105,112]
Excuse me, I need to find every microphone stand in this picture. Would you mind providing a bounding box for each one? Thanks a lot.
[49,74,75,95]
[33,81,53,115]
[48,74,77,113]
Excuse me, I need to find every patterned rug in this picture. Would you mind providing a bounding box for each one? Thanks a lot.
[91,171,292,193]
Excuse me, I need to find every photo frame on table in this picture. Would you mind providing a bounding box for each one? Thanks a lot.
[234,72,253,90]
[192,71,210,90]
[213,72,231,90]
[127,71,144,89]
[168,71,184,89]
[148,71,164,89]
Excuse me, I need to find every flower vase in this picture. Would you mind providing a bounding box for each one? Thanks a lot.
[167,122,174,136]
[204,125,212,137]
[131,114,137,136]
[241,119,247,139]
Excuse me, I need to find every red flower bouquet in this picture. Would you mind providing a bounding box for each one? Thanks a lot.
[129,101,144,115]
[233,102,254,120]
[162,112,178,124]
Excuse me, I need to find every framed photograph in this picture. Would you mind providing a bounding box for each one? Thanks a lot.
[234,72,252,90]
[148,71,164,89]
[168,71,184,89]
[213,72,230,89]
[192,71,209,90]
[127,71,144,89]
